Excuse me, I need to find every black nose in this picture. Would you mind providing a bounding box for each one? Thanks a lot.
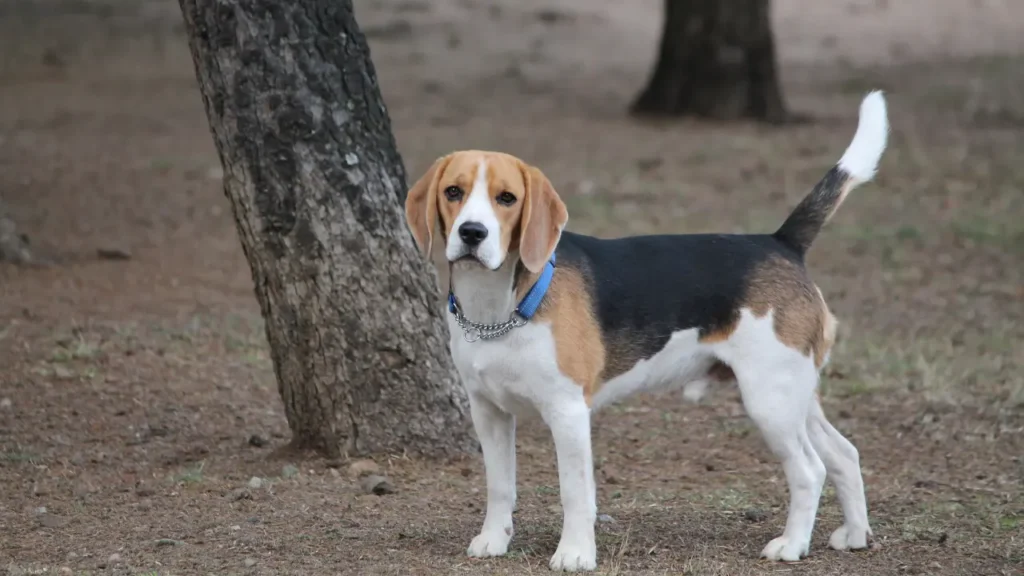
[458,221,488,246]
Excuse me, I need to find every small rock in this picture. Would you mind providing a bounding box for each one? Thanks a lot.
[53,365,75,380]
[743,508,768,523]
[155,538,181,547]
[244,558,257,568]
[282,464,299,478]
[35,506,47,515]
[227,488,251,501]
[597,513,616,524]
[347,459,380,478]
[577,180,596,196]
[329,468,340,478]
[97,248,132,261]
[230,524,241,531]
[360,474,395,495]
[107,552,122,564]
[247,434,267,447]
[0,397,11,409]
[39,514,68,528]
[206,166,224,180]
[247,476,263,490]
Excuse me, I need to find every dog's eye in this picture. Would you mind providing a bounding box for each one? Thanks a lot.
[496,191,517,206]
[444,186,464,201]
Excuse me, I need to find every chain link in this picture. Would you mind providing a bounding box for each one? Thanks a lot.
[450,300,527,342]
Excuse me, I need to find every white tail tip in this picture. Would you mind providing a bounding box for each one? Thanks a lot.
[837,91,889,183]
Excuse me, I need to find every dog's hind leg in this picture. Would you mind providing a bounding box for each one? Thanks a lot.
[734,357,826,561]
[807,398,873,551]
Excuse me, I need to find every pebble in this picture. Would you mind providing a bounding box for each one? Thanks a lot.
[108,552,122,564]
[244,558,257,567]
[347,459,380,478]
[39,514,68,528]
[228,488,251,501]
[247,476,263,490]
[360,474,395,495]
[0,397,11,409]
[597,514,616,524]
[744,508,768,523]
[282,464,299,478]
[247,434,267,447]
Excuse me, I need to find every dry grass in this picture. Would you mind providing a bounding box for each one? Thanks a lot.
[1,0,1022,575]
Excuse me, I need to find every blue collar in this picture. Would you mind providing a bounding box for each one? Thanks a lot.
[447,253,557,322]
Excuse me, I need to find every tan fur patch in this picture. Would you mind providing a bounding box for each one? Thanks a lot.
[530,266,606,404]
[741,255,831,365]
[815,285,838,368]
[697,322,739,344]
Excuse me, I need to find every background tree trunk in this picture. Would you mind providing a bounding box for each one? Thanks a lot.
[178,0,475,457]
[0,198,32,264]
[631,0,788,122]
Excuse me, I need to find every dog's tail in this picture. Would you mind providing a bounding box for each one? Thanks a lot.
[773,91,889,256]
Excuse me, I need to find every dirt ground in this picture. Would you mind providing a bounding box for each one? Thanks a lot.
[1,0,1022,574]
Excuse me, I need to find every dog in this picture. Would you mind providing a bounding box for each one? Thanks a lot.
[404,92,888,571]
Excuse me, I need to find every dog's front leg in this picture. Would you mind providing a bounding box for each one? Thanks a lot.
[466,393,517,558]
[544,398,597,572]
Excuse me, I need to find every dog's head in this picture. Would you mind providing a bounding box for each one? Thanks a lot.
[404,151,568,273]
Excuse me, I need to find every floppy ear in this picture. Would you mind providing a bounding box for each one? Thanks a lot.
[404,155,451,255]
[518,164,568,273]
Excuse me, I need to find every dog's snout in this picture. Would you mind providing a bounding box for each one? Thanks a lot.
[458,221,488,247]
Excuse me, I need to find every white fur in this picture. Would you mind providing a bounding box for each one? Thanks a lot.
[446,264,873,570]
[446,158,505,270]
[838,91,889,184]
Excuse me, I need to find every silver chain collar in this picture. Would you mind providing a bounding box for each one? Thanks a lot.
[449,297,527,343]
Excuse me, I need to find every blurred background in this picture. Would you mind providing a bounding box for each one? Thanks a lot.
[0,0,1021,574]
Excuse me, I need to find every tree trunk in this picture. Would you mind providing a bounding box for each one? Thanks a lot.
[178,0,475,457]
[631,0,788,122]
[0,198,32,264]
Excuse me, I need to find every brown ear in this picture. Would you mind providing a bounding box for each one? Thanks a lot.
[405,155,451,255]
[518,164,568,273]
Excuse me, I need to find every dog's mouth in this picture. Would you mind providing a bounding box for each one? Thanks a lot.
[450,252,500,271]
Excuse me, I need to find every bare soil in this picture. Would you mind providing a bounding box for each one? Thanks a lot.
[1,0,1022,574]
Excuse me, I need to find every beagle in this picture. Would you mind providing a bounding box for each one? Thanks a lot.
[404,92,889,571]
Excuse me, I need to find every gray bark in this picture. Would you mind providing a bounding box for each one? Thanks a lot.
[0,198,32,264]
[178,0,475,457]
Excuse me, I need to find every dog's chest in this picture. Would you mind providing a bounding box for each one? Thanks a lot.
[448,319,566,419]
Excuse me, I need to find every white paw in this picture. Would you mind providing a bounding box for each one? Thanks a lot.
[467,528,512,558]
[549,540,597,572]
[829,524,872,551]
[761,535,809,562]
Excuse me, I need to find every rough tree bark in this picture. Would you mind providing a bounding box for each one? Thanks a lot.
[0,198,32,264]
[178,0,475,457]
[631,0,788,122]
